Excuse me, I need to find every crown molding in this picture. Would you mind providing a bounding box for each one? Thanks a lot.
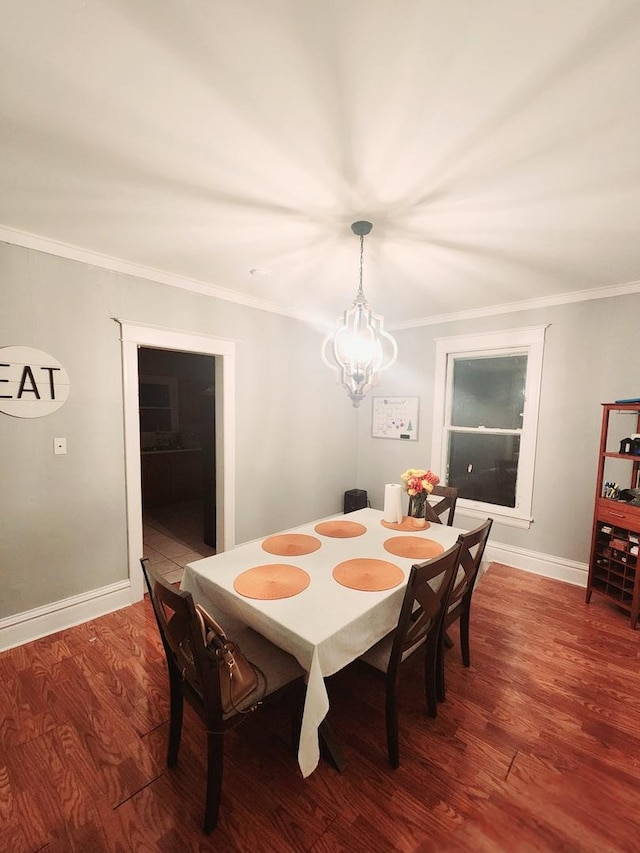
[2,224,639,330]
[389,279,640,330]
[0,224,314,323]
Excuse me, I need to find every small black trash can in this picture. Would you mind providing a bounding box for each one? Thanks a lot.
[343,489,368,514]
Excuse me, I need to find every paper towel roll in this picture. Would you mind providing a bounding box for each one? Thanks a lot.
[383,483,404,523]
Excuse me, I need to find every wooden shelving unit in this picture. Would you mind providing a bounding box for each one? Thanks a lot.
[586,402,640,628]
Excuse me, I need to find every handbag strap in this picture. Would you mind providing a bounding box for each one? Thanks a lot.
[195,603,228,648]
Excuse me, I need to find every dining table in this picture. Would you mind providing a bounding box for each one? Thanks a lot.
[181,506,466,777]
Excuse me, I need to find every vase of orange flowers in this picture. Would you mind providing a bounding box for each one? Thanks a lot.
[401,468,440,527]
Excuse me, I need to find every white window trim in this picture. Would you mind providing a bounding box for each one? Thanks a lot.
[431,325,548,529]
[117,320,236,602]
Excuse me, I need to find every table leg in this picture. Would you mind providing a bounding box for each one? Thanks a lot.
[319,719,347,773]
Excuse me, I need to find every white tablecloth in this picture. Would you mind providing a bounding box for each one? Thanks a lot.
[181,507,463,776]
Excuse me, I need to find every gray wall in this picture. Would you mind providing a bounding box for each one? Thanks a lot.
[4,236,639,621]
[0,242,358,618]
[356,293,640,564]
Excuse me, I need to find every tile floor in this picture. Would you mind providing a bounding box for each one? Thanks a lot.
[142,498,216,586]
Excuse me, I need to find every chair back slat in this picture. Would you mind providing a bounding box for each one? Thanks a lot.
[389,542,462,669]
[424,485,459,526]
[446,518,493,623]
[141,558,224,726]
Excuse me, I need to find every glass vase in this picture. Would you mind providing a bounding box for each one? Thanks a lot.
[408,495,428,528]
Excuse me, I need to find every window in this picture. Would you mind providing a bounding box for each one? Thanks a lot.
[431,326,547,528]
[139,375,179,433]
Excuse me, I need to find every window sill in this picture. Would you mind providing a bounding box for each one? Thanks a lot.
[456,503,533,529]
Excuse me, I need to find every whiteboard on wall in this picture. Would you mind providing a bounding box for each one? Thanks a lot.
[372,396,419,440]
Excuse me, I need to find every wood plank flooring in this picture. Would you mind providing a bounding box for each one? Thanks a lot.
[2,563,640,852]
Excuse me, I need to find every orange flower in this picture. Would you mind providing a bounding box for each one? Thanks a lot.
[400,468,440,495]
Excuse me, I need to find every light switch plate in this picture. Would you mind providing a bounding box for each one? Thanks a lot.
[53,437,67,455]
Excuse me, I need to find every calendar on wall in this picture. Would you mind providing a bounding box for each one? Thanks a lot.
[372,396,419,440]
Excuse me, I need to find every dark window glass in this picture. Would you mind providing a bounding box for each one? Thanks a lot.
[451,356,527,430]
[448,432,520,508]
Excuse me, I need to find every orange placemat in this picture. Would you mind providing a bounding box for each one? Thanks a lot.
[383,536,445,560]
[332,558,404,591]
[314,520,367,538]
[233,564,311,599]
[261,533,322,556]
[380,516,431,531]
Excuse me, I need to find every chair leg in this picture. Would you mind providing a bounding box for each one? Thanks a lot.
[443,630,454,649]
[424,637,439,718]
[203,730,224,834]
[460,609,471,667]
[385,677,400,769]
[319,719,348,773]
[166,667,184,767]
[436,631,446,704]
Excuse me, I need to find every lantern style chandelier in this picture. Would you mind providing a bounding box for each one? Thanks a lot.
[321,221,398,407]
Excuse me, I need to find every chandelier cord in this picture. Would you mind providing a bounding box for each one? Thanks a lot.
[356,234,365,299]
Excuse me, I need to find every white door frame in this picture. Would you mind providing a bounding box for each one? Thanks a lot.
[117,320,236,602]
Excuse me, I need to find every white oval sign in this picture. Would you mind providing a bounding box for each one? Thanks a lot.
[0,346,70,418]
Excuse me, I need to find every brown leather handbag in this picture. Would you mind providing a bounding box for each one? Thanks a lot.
[196,604,265,715]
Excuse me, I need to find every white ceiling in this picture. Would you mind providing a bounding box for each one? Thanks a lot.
[1,0,640,327]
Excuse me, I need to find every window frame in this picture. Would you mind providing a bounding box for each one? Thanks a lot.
[431,325,548,529]
[139,374,180,433]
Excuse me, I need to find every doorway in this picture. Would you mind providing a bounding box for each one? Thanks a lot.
[138,348,217,584]
[118,321,236,603]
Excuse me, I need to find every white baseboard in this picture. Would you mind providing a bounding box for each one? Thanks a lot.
[483,541,588,587]
[0,580,132,652]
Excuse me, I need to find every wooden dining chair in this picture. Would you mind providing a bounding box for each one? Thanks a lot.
[140,558,304,833]
[437,518,493,703]
[359,542,462,768]
[424,485,459,526]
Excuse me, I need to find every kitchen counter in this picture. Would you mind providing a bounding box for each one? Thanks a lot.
[141,447,202,454]
[141,448,203,506]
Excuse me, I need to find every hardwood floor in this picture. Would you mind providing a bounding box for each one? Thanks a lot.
[2,563,640,852]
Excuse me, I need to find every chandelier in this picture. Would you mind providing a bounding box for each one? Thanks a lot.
[321,221,398,407]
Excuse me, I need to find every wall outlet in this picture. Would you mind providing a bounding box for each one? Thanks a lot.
[53,437,67,455]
